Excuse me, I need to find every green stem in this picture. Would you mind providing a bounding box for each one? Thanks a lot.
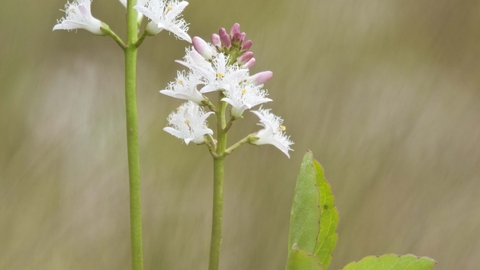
[134,31,148,48]
[223,116,236,133]
[208,94,228,270]
[101,24,127,50]
[224,136,250,156]
[125,1,144,270]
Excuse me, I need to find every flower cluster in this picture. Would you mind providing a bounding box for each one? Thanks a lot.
[162,23,293,157]
[54,0,191,42]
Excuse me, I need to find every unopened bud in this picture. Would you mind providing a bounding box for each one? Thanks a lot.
[242,57,256,68]
[241,40,252,51]
[233,32,243,42]
[192,36,215,60]
[211,33,221,48]
[236,52,254,65]
[239,32,246,41]
[219,28,231,48]
[230,23,241,37]
[248,71,273,85]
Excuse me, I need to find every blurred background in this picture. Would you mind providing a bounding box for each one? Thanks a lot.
[1,0,479,269]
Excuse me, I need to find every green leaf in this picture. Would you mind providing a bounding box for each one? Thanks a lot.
[313,160,339,269]
[288,151,321,254]
[342,254,437,270]
[286,244,324,270]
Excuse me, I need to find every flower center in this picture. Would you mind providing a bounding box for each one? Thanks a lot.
[216,72,224,79]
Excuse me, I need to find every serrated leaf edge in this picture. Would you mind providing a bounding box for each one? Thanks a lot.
[313,159,340,269]
[341,253,437,270]
[291,244,325,270]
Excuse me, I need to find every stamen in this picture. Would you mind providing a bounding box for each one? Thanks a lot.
[280,125,286,131]
[241,89,247,95]
[167,6,173,12]
[177,79,183,85]
[216,72,224,79]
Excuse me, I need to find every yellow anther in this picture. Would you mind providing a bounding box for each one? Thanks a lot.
[177,79,183,85]
[241,89,247,95]
[184,120,190,125]
[216,72,224,79]
[280,125,286,131]
[167,6,173,11]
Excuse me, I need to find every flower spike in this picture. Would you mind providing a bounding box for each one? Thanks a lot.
[53,0,104,35]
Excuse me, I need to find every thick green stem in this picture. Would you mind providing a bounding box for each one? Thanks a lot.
[125,1,144,270]
[208,95,228,270]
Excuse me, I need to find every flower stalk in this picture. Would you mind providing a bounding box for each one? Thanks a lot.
[125,0,144,269]
[208,93,228,270]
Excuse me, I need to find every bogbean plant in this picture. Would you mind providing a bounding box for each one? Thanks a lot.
[53,1,437,270]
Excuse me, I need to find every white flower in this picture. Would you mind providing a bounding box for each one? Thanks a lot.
[250,108,294,158]
[222,83,272,118]
[160,71,204,104]
[200,53,248,93]
[177,52,249,93]
[135,0,191,42]
[53,0,103,35]
[164,101,214,145]
[118,0,148,21]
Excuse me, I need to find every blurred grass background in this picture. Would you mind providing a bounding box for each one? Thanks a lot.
[1,0,479,269]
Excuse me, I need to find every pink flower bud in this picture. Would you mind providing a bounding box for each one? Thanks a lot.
[248,71,273,85]
[219,28,231,48]
[236,51,254,65]
[211,33,221,48]
[233,32,243,42]
[230,23,241,37]
[242,57,256,68]
[239,32,246,41]
[192,36,214,60]
[241,40,252,51]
